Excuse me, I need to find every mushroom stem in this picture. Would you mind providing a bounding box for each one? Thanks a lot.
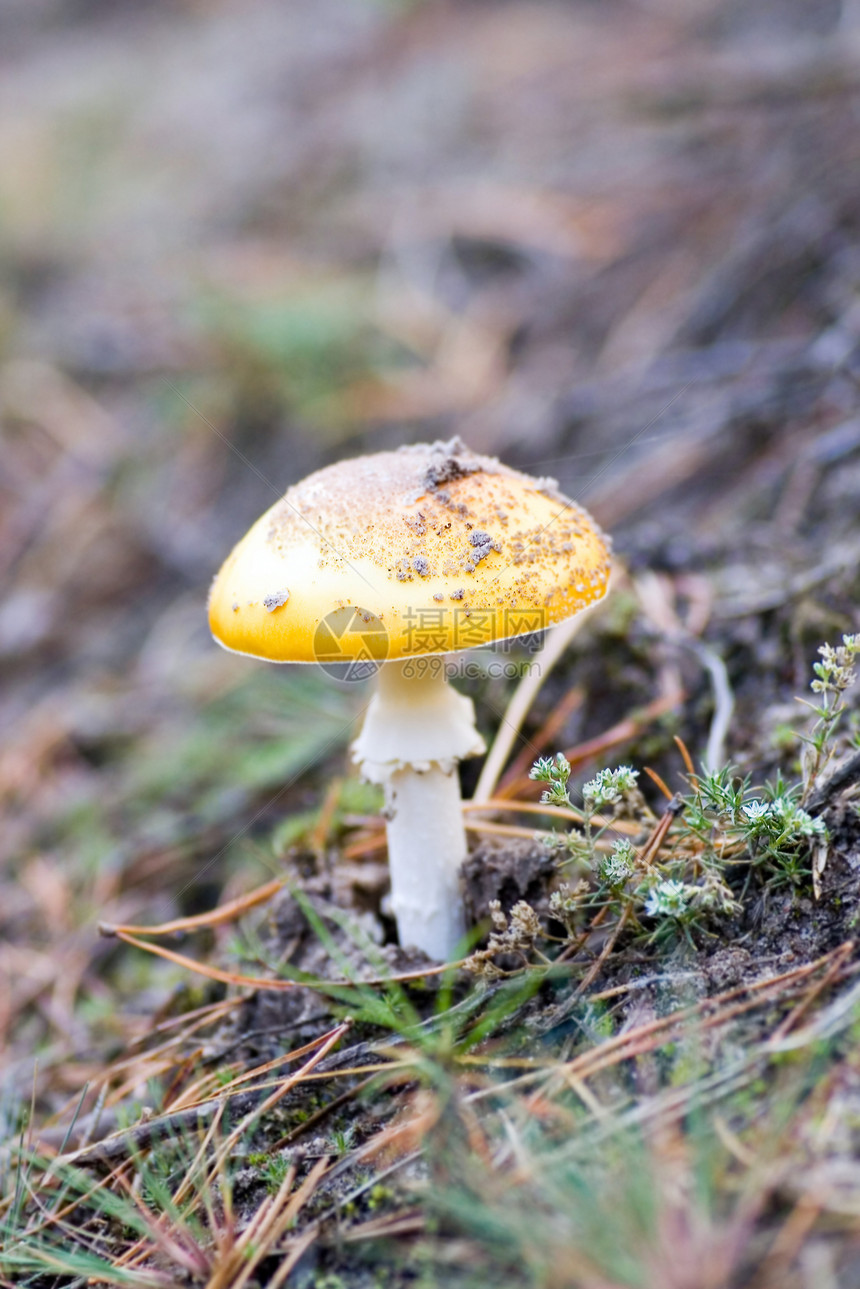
[383,764,468,960]
[352,659,485,960]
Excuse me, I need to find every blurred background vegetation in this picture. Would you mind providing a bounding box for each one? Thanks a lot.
[3,0,860,1106]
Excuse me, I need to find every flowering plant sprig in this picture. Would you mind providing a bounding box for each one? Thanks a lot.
[799,634,860,799]
[582,766,639,809]
[741,797,826,842]
[597,839,635,888]
[514,634,852,966]
[529,753,572,807]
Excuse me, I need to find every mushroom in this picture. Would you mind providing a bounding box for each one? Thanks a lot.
[208,438,610,960]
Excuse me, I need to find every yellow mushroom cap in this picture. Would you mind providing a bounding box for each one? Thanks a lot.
[208,438,610,664]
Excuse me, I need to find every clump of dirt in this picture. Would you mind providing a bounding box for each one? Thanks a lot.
[466,529,501,564]
[462,839,557,927]
[420,436,482,492]
[221,867,439,1068]
[262,589,290,611]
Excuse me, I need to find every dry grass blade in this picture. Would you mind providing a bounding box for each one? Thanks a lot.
[564,904,632,1005]
[112,1171,212,1279]
[674,734,698,788]
[495,686,584,793]
[39,999,242,1146]
[769,942,854,1042]
[201,1157,330,1289]
[107,922,468,991]
[342,1209,426,1242]
[642,764,674,800]
[265,1223,322,1289]
[196,1021,349,1197]
[634,800,681,869]
[183,1030,352,1104]
[464,820,550,842]
[104,929,299,992]
[473,608,603,804]
[496,690,683,801]
[97,877,286,938]
[462,798,643,834]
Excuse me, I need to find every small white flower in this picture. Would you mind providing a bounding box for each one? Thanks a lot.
[541,782,571,807]
[742,801,771,822]
[530,757,556,783]
[582,766,639,807]
[787,807,827,838]
[598,839,635,887]
[549,884,577,915]
[645,879,689,918]
[770,797,794,819]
